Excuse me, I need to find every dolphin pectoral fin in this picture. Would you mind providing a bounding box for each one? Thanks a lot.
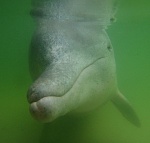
[111,91,141,127]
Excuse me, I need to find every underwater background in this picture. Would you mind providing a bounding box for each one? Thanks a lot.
[0,0,150,143]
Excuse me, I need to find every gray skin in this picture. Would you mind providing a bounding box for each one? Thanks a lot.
[27,0,140,126]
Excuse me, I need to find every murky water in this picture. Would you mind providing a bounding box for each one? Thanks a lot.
[0,0,150,143]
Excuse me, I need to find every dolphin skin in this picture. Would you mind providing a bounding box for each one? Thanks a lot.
[27,0,140,126]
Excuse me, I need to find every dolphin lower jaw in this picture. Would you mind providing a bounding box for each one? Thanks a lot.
[29,101,50,122]
[29,97,61,122]
[29,95,75,123]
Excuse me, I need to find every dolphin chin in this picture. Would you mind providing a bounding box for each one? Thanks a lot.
[29,94,75,123]
[29,97,54,123]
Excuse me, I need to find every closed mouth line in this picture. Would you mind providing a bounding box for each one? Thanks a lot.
[29,56,105,103]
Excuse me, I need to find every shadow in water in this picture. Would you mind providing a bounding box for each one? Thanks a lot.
[39,115,89,143]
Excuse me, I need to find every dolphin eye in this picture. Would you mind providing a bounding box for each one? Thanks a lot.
[107,45,112,51]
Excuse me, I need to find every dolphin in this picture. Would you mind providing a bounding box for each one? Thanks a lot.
[27,0,140,127]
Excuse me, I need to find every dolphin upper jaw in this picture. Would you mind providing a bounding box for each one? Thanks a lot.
[27,57,105,104]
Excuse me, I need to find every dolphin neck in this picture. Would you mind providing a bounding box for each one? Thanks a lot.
[31,0,115,27]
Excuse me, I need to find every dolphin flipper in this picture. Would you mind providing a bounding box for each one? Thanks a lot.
[111,91,141,127]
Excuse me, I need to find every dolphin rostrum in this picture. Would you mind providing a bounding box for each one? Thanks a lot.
[27,0,140,127]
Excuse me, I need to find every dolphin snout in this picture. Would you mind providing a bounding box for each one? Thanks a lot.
[27,84,66,122]
[27,86,48,104]
[27,87,56,122]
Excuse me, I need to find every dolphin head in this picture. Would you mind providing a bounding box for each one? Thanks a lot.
[27,28,117,122]
[27,0,140,127]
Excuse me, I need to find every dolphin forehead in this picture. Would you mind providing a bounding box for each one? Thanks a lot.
[30,28,112,79]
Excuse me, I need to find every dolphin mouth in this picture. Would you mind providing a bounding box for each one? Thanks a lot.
[27,56,105,104]
[28,56,106,122]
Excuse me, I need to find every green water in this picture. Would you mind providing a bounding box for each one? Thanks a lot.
[0,0,150,143]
